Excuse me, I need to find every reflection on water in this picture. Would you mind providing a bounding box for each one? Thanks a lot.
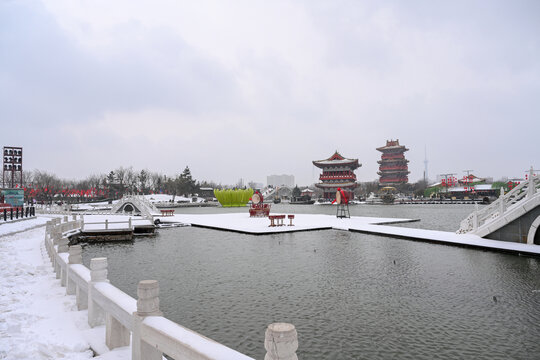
[82,205,540,359]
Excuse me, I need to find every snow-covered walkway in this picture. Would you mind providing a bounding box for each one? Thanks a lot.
[0,218,129,360]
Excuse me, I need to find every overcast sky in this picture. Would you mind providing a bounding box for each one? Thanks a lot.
[1,0,539,186]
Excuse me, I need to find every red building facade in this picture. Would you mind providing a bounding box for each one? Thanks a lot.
[376,139,409,186]
[313,151,360,200]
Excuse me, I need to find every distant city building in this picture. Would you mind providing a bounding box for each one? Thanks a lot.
[376,139,410,186]
[267,174,295,188]
[313,151,360,200]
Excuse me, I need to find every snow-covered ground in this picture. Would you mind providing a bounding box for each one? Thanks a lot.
[143,194,205,204]
[69,195,206,212]
[0,218,130,360]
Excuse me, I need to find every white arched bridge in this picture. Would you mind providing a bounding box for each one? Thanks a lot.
[457,167,540,245]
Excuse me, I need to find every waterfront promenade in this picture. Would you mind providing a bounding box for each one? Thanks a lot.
[1,217,88,358]
[0,217,130,359]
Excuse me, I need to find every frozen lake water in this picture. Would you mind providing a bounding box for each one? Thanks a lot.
[82,204,540,359]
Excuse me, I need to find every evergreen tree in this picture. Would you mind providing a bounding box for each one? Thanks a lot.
[177,166,196,196]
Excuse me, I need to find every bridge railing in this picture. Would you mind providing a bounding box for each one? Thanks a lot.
[43,218,298,360]
[457,169,539,234]
[81,217,133,231]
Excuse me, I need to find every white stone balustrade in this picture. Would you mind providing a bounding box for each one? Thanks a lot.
[457,169,539,237]
[42,219,292,360]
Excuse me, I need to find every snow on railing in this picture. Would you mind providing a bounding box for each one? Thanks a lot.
[457,168,539,234]
[43,218,298,360]
[262,187,276,198]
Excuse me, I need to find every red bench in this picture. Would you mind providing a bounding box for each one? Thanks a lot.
[160,209,175,216]
[269,215,287,227]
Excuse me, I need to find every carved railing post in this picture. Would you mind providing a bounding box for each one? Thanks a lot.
[132,280,163,360]
[58,236,69,286]
[88,257,109,327]
[58,237,69,253]
[528,167,535,198]
[499,187,505,216]
[264,323,298,360]
[473,203,479,231]
[51,230,62,277]
[66,245,82,295]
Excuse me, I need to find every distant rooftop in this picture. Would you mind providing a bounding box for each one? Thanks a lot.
[376,139,409,152]
[313,151,361,169]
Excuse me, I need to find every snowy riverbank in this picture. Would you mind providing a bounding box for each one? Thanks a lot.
[0,217,129,360]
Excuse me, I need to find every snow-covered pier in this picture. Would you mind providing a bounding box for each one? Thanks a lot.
[159,213,540,257]
[349,223,540,256]
[165,212,419,234]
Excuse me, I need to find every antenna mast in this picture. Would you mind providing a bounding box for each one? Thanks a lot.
[423,145,428,183]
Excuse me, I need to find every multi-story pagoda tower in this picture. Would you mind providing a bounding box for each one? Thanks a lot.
[313,151,360,200]
[377,139,410,186]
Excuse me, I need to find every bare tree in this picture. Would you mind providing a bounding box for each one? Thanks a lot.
[124,167,136,194]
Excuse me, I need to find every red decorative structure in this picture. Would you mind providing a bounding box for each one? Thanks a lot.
[313,151,360,200]
[249,191,271,217]
[333,187,350,218]
[376,140,409,186]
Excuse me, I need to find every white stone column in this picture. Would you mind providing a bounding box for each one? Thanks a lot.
[88,257,109,327]
[66,245,82,295]
[264,323,298,360]
[132,280,163,360]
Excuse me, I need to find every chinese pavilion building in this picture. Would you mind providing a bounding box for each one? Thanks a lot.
[313,151,360,200]
[376,139,410,186]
